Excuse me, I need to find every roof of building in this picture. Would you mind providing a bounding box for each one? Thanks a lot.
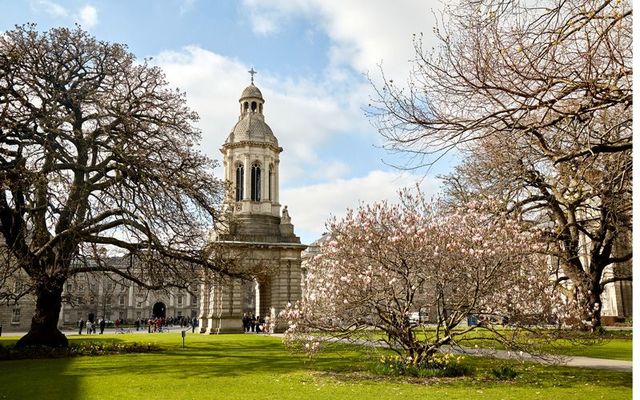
[240,84,263,100]
[226,112,278,146]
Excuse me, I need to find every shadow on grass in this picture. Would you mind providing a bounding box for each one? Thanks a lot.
[0,334,82,400]
[0,333,631,400]
[67,335,352,380]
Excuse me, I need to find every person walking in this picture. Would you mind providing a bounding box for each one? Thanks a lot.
[99,318,106,334]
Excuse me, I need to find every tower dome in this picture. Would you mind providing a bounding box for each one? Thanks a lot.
[220,69,283,221]
[240,84,263,100]
[225,82,278,146]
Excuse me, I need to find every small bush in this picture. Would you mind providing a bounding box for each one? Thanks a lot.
[371,353,472,378]
[489,365,518,380]
[0,341,161,361]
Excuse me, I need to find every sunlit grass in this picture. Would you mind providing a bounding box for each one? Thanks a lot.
[355,327,632,361]
[0,332,631,400]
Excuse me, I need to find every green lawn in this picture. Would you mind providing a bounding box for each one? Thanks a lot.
[367,327,633,361]
[0,333,632,400]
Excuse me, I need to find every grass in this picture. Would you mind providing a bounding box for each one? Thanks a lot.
[0,332,632,400]
[364,327,632,361]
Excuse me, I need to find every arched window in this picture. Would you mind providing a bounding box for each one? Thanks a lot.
[235,163,244,201]
[243,102,249,112]
[251,162,261,201]
[251,101,257,112]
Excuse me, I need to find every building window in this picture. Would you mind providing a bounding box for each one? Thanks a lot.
[177,295,184,307]
[251,162,261,201]
[191,310,198,318]
[235,163,244,201]
[191,296,197,306]
[119,295,126,306]
[177,311,183,318]
[11,308,20,324]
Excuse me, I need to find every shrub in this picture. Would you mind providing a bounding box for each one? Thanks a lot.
[0,341,161,361]
[371,353,472,378]
[489,365,518,380]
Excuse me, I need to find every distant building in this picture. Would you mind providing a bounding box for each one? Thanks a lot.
[0,258,199,332]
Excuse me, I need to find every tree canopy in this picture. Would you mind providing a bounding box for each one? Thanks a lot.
[0,25,231,346]
[369,0,632,330]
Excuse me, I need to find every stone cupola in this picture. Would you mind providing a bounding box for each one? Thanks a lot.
[219,71,298,243]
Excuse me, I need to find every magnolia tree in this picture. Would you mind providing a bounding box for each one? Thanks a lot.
[283,191,572,364]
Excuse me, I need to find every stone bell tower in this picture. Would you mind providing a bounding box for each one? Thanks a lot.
[199,70,306,334]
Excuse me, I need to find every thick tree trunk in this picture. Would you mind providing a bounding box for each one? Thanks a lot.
[16,276,68,347]
[577,281,603,333]
[586,287,603,333]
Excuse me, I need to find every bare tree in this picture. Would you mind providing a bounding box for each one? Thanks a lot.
[369,0,631,331]
[0,25,235,347]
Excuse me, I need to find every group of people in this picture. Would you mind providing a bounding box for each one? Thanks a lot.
[76,316,198,334]
[242,313,272,334]
[77,318,107,335]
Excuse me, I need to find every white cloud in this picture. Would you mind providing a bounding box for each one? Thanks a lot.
[250,13,278,35]
[241,0,440,81]
[31,0,69,17]
[312,160,350,181]
[154,46,367,183]
[281,170,441,243]
[179,0,197,15]
[77,5,98,29]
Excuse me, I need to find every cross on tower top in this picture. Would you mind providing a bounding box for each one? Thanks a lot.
[248,67,257,84]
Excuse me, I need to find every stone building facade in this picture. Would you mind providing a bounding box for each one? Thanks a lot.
[0,262,199,332]
[198,79,306,334]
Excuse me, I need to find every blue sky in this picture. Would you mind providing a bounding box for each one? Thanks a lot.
[2,0,455,244]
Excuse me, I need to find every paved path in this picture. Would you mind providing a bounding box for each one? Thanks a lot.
[441,345,632,372]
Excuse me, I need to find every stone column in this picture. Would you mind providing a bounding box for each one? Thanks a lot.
[205,282,218,334]
[274,159,280,204]
[205,278,244,334]
[243,154,250,201]
[261,155,267,203]
[270,257,302,333]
